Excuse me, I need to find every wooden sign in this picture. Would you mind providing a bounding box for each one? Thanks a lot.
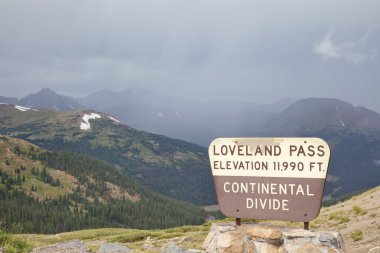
[208,138,330,222]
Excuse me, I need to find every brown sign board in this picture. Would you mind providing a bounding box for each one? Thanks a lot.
[208,138,330,222]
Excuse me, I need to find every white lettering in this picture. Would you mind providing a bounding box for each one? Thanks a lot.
[223,182,230,193]
[245,198,290,211]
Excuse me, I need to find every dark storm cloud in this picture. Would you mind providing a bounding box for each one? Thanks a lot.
[0,0,379,110]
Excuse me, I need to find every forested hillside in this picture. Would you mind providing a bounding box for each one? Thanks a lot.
[0,136,204,234]
[0,104,216,205]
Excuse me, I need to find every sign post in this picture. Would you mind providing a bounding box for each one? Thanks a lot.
[208,138,330,225]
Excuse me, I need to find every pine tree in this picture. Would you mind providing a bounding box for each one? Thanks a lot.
[16,175,22,185]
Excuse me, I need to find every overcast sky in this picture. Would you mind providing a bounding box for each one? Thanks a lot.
[0,0,380,111]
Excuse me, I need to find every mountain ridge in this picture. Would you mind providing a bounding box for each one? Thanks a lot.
[0,104,216,205]
[261,98,380,136]
[2,92,380,207]
[0,88,85,112]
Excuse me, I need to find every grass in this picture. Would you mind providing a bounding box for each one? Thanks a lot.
[328,211,350,224]
[0,136,76,200]
[0,230,32,253]
[352,205,367,216]
[350,230,364,241]
[18,224,212,250]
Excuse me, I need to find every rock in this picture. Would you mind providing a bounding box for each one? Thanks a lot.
[216,233,232,248]
[187,250,203,253]
[369,246,380,253]
[247,226,283,245]
[266,244,285,253]
[294,244,323,253]
[318,233,340,249]
[247,227,282,240]
[217,230,245,253]
[144,236,155,250]
[32,239,90,253]
[161,244,203,253]
[143,242,156,250]
[283,229,316,239]
[202,223,345,253]
[0,247,4,253]
[98,243,131,253]
[161,244,186,253]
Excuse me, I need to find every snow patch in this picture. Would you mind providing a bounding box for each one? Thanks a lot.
[158,112,163,117]
[68,103,74,109]
[374,160,380,166]
[339,120,346,127]
[14,105,38,112]
[80,113,101,131]
[109,116,120,124]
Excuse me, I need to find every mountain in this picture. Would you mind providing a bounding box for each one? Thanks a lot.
[0,104,216,205]
[78,88,294,146]
[19,88,84,111]
[0,88,84,112]
[252,98,380,202]
[0,96,18,105]
[262,98,380,135]
[0,135,204,233]
[2,96,380,207]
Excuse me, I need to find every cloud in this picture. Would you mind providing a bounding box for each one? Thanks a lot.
[313,31,374,64]
[0,0,380,112]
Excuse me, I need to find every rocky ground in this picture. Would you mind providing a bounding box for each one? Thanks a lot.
[311,186,380,253]
[202,223,344,253]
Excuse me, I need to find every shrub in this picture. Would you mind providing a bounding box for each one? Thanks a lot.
[352,205,367,216]
[329,211,350,224]
[0,230,32,253]
[350,230,363,241]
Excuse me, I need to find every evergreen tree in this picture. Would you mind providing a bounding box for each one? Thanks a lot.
[16,175,22,185]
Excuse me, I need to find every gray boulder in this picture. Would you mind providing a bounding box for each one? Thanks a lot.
[98,243,132,253]
[32,239,90,253]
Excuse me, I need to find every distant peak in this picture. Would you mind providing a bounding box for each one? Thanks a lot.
[38,88,57,95]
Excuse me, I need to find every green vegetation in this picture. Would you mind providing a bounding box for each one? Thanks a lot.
[0,230,32,253]
[19,224,211,250]
[0,106,216,205]
[350,230,364,241]
[352,205,367,216]
[328,211,350,224]
[0,137,205,234]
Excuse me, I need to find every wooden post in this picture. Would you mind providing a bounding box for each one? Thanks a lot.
[304,222,309,230]
[236,218,241,226]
